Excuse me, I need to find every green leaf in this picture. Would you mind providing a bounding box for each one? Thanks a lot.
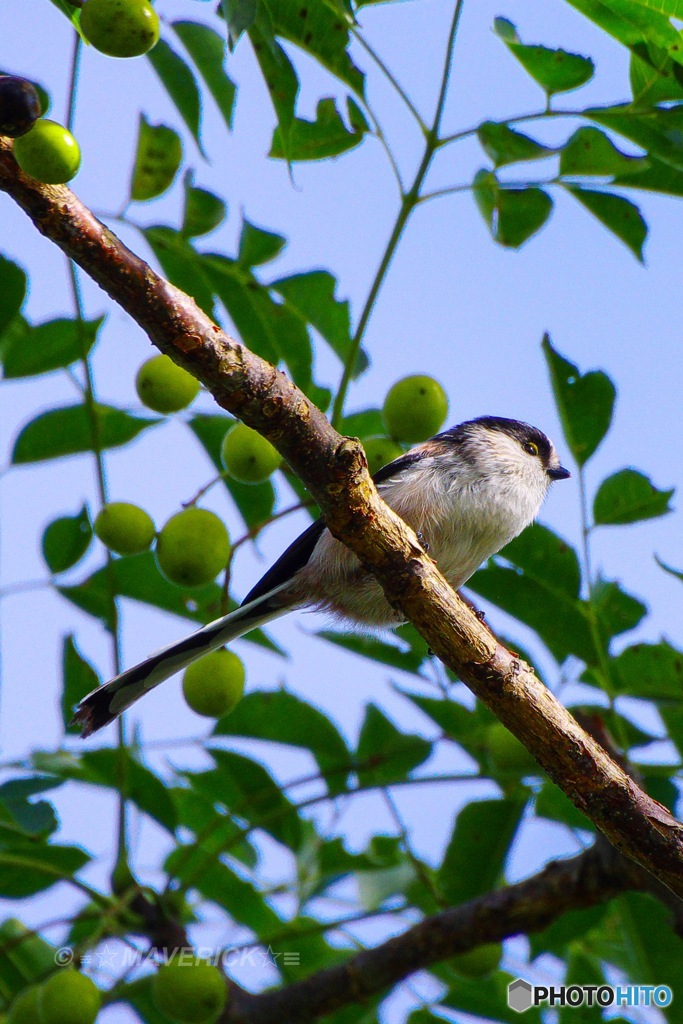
[542,335,616,466]
[61,636,100,735]
[530,903,607,959]
[188,749,302,849]
[499,522,581,598]
[473,171,553,248]
[630,44,683,105]
[2,315,103,379]
[438,798,525,905]
[204,254,315,391]
[560,126,649,177]
[595,893,683,993]
[222,0,258,49]
[468,564,595,663]
[260,0,364,96]
[566,0,683,72]
[317,630,426,675]
[356,704,432,786]
[588,104,683,172]
[614,153,683,195]
[181,173,227,239]
[34,748,177,834]
[340,408,385,438]
[0,842,89,897]
[270,96,368,161]
[42,506,92,574]
[611,641,683,699]
[477,121,553,167]
[11,405,158,464]
[0,777,61,841]
[188,414,276,530]
[270,270,360,370]
[147,38,203,153]
[213,689,351,794]
[0,254,26,341]
[494,18,594,95]
[0,918,58,1007]
[249,32,298,162]
[130,115,183,203]
[593,468,674,525]
[172,20,236,131]
[564,185,647,261]
[237,218,286,268]
[143,226,216,316]
[536,779,594,831]
[592,578,647,641]
[441,974,542,1024]
[165,842,282,934]
[399,692,481,757]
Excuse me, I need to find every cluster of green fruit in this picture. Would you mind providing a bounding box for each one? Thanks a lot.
[152,956,227,1023]
[8,969,100,1024]
[1,1,157,184]
[0,75,80,185]
[362,373,448,475]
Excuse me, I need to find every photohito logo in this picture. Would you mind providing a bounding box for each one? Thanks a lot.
[508,979,672,1013]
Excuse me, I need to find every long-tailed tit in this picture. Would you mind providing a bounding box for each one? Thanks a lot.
[74,416,569,737]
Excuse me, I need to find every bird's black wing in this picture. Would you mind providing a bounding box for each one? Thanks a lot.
[240,449,422,607]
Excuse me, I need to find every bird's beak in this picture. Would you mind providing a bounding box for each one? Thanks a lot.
[547,465,571,481]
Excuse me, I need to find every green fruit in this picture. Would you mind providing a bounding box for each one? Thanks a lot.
[152,958,226,1023]
[9,985,42,1024]
[220,423,282,484]
[451,942,502,978]
[183,650,245,718]
[0,76,42,138]
[94,502,155,555]
[486,722,537,775]
[382,375,449,443]
[362,437,404,477]
[37,971,100,1024]
[80,0,160,58]
[156,508,230,588]
[13,119,81,184]
[135,354,200,414]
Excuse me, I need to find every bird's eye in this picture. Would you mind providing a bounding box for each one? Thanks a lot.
[523,441,539,457]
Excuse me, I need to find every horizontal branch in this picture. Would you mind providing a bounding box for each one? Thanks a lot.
[224,840,647,1023]
[2,144,683,907]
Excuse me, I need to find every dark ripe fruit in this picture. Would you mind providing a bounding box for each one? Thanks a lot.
[0,76,42,138]
[12,119,81,184]
[80,0,160,58]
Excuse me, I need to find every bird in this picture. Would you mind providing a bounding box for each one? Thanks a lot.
[73,416,570,737]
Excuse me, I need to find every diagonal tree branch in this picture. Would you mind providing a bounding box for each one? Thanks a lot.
[2,139,683,908]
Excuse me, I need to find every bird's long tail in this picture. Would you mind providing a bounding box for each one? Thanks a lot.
[72,587,291,738]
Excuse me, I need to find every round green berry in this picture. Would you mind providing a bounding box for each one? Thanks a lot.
[37,971,100,1024]
[135,354,200,414]
[0,76,42,138]
[9,985,42,1024]
[80,0,160,58]
[156,508,230,588]
[362,437,404,477]
[13,119,81,184]
[183,650,245,718]
[220,423,282,484]
[94,502,155,555]
[382,375,449,443]
[152,957,226,1023]
[451,942,502,978]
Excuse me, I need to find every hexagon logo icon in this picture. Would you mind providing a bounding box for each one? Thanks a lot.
[508,978,533,1013]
